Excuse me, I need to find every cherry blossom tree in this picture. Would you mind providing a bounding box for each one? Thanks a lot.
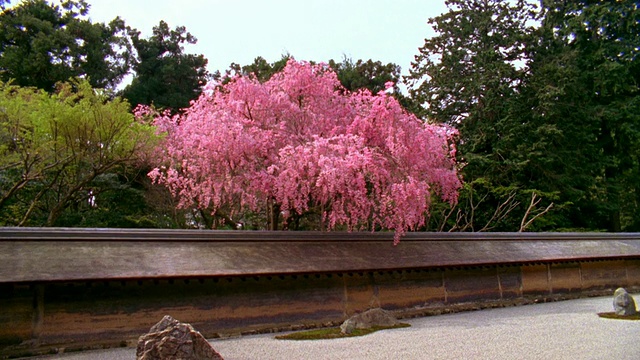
[145,59,461,243]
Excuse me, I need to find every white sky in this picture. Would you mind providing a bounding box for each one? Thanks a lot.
[85,0,449,79]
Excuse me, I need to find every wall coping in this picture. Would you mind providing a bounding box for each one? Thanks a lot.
[1,228,639,283]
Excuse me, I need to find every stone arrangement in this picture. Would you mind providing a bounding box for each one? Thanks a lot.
[612,288,637,316]
[340,308,400,334]
[137,315,224,360]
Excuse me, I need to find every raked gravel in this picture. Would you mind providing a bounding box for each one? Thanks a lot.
[27,295,640,360]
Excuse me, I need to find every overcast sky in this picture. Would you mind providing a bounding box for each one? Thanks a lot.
[85,0,449,78]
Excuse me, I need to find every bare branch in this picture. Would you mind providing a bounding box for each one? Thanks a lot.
[437,205,457,232]
[478,191,519,232]
[519,192,554,232]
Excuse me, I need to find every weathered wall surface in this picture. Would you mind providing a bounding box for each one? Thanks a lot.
[2,259,639,358]
[2,229,640,357]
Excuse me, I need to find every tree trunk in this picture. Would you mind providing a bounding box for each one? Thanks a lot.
[268,199,280,231]
[609,210,622,232]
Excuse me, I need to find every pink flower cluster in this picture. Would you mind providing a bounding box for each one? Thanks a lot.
[147,59,461,243]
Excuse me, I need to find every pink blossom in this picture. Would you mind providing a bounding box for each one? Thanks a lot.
[148,59,461,242]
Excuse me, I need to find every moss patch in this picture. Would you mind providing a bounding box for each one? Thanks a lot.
[597,312,640,320]
[275,323,411,340]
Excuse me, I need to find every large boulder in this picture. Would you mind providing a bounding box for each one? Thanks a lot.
[613,288,637,316]
[136,315,224,360]
[340,308,399,334]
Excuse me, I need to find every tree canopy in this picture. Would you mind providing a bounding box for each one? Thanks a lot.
[0,79,157,226]
[407,0,640,232]
[2,0,638,235]
[1,0,208,112]
[146,60,461,242]
[0,0,131,91]
[525,0,640,231]
[121,20,208,112]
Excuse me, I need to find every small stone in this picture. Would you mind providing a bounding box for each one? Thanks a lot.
[340,318,356,334]
[136,315,224,360]
[613,288,637,316]
[340,308,399,334]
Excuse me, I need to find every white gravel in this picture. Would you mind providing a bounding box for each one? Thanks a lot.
[28,296,640,360]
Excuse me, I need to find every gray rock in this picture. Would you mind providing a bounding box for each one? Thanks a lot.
[340,318,356,334]
[136,315,224,360]
[613,288,637,316]
[340,308,399,334]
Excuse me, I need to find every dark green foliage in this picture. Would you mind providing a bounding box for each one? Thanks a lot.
[54,172,169,228]
[523,0,640,231]
[226,55,402,94]
[407,0,547,231]
[408,0,640,232]
[121,20,208,112]
[407,0,536,123]
[328,57,419,112]
[0,0,132,91]
[225,55,291,83]
[328,57,400,94]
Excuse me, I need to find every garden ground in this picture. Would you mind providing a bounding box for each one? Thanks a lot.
[27,295,639,360]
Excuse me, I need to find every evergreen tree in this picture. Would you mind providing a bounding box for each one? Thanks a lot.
[122,20,208,112]
[225,55,291,83]
[0,0,132,91]
[406,0,545,231]
[408,0,640,232]
[522,0,640,231]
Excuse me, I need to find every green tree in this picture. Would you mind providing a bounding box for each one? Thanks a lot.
[122,20,208,112]
[0,79,157,226]
[0,0,132,91]
[225,55,291,83]
[409,0,640,232]
[53,169,181,229]
[406,0,548,231]
[225,55,413,107]
[328,57,419,113]
[521,0,640,231]
[328,57,400,93]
